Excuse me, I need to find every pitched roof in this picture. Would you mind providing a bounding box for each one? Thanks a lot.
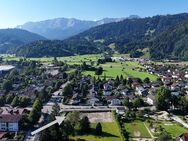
[0,132,7,139]
[0,114,22,123]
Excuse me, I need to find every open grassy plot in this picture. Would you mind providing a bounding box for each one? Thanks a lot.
[159,122,188,137]
[83,61,158,81]
[3,54,102,64]
[71,122,123,141]
[145,119,188,138]
[124,120,151,138]
[57,54,102,65]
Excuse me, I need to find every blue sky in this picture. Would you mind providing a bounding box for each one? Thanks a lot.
[0,0,188,28]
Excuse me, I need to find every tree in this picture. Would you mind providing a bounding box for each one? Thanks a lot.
[63,72,68,79]
[60,120,74,139]
[55,81,62,90]
[19,96,31,107]
[0,96,5,106]
[81,84,89,97]
[40,129,51,141]
[79,116,90,134]
[123,97,132,109]
[95,67,103,75]
[143,77,150,84]
[127,78,133,88]
[133,97,143,109]
[178,96,188,114]
[156,87,171,110]
[28,98,42,124]
[120,75,124,82]
[114,75,120,87]
[50,103,60,121]
[63,83,73,97]
[158,132,172,141]
[11,96,19,107]
[2,80,13,92]
[66,111,80,128]
[122,79,126,86]
[6,94,14,104]
[95,122,102,136]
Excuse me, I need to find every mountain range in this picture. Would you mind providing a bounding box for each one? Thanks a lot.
[16,15,140,40]
[1,13,188,60]
[12,13,188,60]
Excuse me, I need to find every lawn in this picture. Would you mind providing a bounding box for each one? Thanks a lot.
[159,122,188,137]
[71,122,123,141]
[83,61,158,81]
[145,120,188,138]
[2,54,102,65]
[124,120,151,138]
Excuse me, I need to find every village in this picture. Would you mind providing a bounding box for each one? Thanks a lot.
[0,56,188,141]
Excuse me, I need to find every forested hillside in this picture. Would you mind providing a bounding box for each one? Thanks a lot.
[0,29,46,53]
[13,40,108,57]
[150,21,188,60]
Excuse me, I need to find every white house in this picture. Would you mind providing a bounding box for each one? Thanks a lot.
[103,91,111,96]
[136,86,147,96]
[146,95,155,105]
[0,115,21,132]
[116,107,125,115]
[107,97,121,106]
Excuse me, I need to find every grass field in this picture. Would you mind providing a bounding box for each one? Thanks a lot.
[124,120,151,138]
[145,120,188,138]
[2,54,102,64]
[71,122,123,141]
[159,122,188,137]
[1,53,158,80]
[83,61,158,81]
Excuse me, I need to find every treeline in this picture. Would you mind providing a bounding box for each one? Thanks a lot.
[10,39,106,58]
[150,20,188,60]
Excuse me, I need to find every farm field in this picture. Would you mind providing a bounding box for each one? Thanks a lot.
[124,120,151,138]
[71,122,123,141]
[83,61,158,81]
[2,54,102,64]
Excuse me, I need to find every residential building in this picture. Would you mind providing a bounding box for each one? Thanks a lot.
[0,115,22,132]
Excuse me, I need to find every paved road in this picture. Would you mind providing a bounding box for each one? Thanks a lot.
[24,132,39,141]
[60,108,112,112]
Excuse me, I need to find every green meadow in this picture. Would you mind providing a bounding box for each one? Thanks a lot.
[83,61,158,81]
[1,53,158,80]
[71,122,123,141]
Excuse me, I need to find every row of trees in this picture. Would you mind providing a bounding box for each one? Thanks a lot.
[0,94,31,107]
[156,86,188,114]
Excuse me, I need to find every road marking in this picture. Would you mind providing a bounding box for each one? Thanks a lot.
[31,116,65,135]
